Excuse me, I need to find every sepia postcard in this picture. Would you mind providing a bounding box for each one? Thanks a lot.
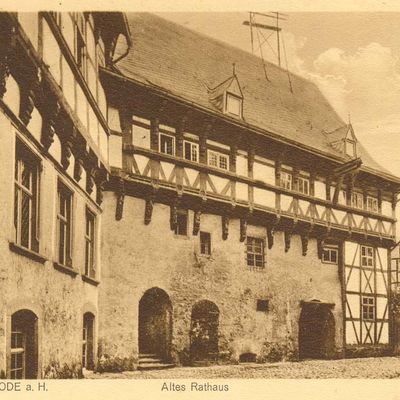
[1,0,400,399]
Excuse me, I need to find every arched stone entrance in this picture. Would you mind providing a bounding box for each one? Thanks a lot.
[299,300,336,360]
[190,300,219,362]
[138,288,172,361]
[10,310,38,379]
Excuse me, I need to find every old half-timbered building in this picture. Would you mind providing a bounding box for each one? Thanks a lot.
[0,12,131,378]
[98,13,400,370]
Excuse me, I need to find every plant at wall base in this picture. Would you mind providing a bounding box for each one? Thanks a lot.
[43,361,83,379]
[95,354,137,373]
[257,341,297,363]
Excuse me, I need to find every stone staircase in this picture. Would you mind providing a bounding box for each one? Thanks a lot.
[138,353,175,370]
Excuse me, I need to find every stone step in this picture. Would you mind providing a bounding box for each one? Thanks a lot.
[139,357,164,364]
[139,353,157,358]
[138,362,175,371]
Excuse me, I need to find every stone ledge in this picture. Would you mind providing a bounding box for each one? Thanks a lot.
[82,274,100,286]
[9,242,47,264]
[53,262,79,277]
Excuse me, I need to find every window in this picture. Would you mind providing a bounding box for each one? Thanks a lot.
[57,182,73,267]
[246,237,265,269]
[366,196,378,213]
[226,93,242,117]
[280,171,292,190]
[345,139,356,158]
[361,245,374,267]
[256,299,269,312]
[322,246,338,264]
[351,192,364,209]
[362,296,375,321]
[85,209,96,278]
[200,232,211,256]
[10,329,24,379]
[175,209,188,236]
[14,140,40,252]
[159,133,175,156]
[82,313,94,370]
[208,150,229,170]
[298,176,310,195]
[184,140,199,162]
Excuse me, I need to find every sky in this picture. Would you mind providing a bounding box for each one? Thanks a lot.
[156,12,400,176]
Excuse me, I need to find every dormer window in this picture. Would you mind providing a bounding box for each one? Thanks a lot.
[345,139,356,158]
[225,93,242,117]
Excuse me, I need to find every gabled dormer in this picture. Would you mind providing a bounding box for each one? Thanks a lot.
[208,67,243,119]
[326,123,358,159]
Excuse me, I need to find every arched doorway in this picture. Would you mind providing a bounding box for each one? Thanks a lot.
[138,288,172,361]
[299,301,335,359]
[82,313,95,370]
[190,300,219,362]
[10,310,38,379]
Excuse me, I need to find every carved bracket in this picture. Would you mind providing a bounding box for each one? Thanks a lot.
[0,56,10,98]
[240,218,247,242]
[284,230,292,252]
[301,231,309,256]
[170,202,178,231]
[267,225,275,249]
[61,140,73,170]
[115,178,125,221]
[144,197,154,225]
[193,210,201,236]
[222,215,229,241]
[41,97,61,151]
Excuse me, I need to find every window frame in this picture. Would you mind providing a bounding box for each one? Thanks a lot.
[322,246,339,264]
[297,176,310,195]
[246,236,265,270]
[351,191,364,210]
[174,209,188,236]
[14,139,41,253]
[159,132,175,156]
[280,171,293,190]
[10,330,25,379]
[361,245,374,267]
[207,149,229,171]
[200,231,211,256]
[345,139,356,158]
[366,196,378,213]
[84,208,96,278]
[225,93,242,117]
[362,295,375,321]
[183,140,199,163]
[56,180,74,268]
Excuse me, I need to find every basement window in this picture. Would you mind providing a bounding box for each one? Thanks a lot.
[246,237,265,269]
[256,299,269,312]
[200,231,211,256]
[322,246,338,264]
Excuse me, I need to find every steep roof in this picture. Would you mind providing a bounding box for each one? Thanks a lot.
[115,12,396,180]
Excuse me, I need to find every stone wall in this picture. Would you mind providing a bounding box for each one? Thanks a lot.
[99,192,344,368]
[0,110,99,378]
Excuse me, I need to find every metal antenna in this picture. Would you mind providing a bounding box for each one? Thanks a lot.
[243,11,287,68]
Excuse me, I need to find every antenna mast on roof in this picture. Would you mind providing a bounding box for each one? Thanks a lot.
[243,12,293,92]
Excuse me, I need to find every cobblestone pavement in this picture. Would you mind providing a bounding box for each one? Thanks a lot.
[85,357,400,379]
